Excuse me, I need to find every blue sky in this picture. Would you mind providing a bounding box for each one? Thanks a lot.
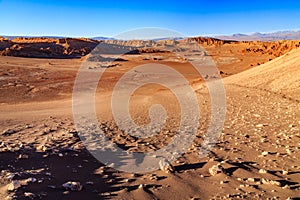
[1,0,300,37]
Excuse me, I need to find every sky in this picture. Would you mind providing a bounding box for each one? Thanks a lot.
[1,0,300,38]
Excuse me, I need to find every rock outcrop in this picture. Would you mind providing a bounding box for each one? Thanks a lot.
[0,37,99,58]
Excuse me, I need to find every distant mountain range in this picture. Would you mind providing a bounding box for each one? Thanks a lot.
[90,36,115,40]
[0,36,114,41]
[1,36,66,40]
[215,30,300,41]
[2,30,300,41]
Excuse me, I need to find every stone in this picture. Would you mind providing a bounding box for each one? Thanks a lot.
[7,181,21,191]
[48,185,56,189]
[62,181,83,191]
[261,178,270,184]
[259,169,267,174]
[159,159,174,173]
[25,177,37,184]
[149,175,158,181]
[6,173,15,180]
[2,129,16,136]
[282,170,289,175]
[209,164,224,176]
[36,145,48,152]
[269,180,282,186]
[247,178,255,182]
[18,154,29,159]
[63,191,70,195]
[24,192,35,198]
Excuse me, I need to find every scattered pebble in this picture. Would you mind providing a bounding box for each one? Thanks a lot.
[247,178,256,182]
[48,185,56,189]
[24,192,35,198]
[25,177,37,184]
[36,145,48,152]
[63,191,70,195]
[256,124,264,128]
[259,169,267,174]
[209,164,224,176]
[6,173,15,180]
[18,154,29,159]
[7,181,21,191]
[282,170,289,175]
[2,129,16,136]
[62,181,83,191]
[138,184,145,189]
[159,159,174,173]
[86,181,94,185]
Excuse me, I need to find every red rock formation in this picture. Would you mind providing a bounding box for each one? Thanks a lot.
[0,37,99,58]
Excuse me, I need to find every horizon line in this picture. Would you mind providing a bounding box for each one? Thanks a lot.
[1,28,300,39]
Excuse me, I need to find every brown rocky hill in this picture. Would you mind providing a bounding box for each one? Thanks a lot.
[239,40,300,57]
[0,37,99,58]
[186,37,235,45]
[0,37,11,51]
[190,37,300,57]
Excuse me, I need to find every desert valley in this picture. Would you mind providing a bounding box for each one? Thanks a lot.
[0,35,299,200]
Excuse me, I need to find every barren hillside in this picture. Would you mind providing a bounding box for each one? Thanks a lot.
[225,47,300,101]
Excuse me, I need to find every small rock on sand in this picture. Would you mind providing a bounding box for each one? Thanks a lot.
[209,164,224,176]
[62,181,83,191]
[2,129,16,136]
[7,181,22,191]
[259,169,267,174]
[24,192,35,198]
[159,159,174,173]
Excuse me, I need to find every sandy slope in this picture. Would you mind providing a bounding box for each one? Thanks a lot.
[225,48,300,101]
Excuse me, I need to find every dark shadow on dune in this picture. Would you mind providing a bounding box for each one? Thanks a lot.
[224,161,256,176]
[223,166,240,176]
[286,171,300,175]
[0,146,126,200]
[175,162,206,172]
[101,183,161,199]
[277,179,298,187]
[206,152,259,176]
[87,55,128,62]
